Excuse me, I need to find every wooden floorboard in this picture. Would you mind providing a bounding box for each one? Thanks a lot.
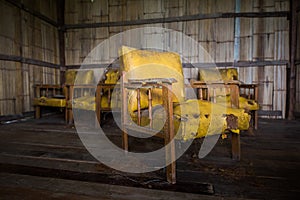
[0,173,243,200]
[0,115,299,199]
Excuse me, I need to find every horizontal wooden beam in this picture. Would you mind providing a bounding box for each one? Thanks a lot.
[5,0,58,27]
[66,60,288,69]
[186,60,288,68]
[0,54,60,69]
[64,11,289,30]
[258,110,282,117]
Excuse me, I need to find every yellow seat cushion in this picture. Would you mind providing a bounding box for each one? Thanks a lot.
[70,93,121,111]
[169,100,249,140]
[216,95,259,111]
[33,97,66,107]
[131,99,251,141]
[72,96,96,111]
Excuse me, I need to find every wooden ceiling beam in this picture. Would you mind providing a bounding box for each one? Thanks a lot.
[0,54,60,69]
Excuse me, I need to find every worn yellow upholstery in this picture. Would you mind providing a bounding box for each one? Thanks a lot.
[34,70,95,109]
[71,69,120,111]
[33,96,66,108]
[72,96,96,111]
[119,47,254,140]
[199,68,259,111]
[104,68,120,84]
[150,99,250,141]
[199,68,238,82]
[71,94,117,111]
[65,70,77,85]
[120,46,185,111]
[216,95,259,111]
[75,70,95,85]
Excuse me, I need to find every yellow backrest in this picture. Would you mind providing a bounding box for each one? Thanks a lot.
[119,46,185,103]
[199,68,238,82]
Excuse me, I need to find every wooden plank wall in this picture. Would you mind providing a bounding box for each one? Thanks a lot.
[64,0,290,118]
[296,10,300,113]
[0,0,60,116]
[238,0,289,118]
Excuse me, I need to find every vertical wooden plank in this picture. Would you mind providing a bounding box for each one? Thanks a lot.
[57,0,65,85]
[288,0,298,119]
[0,64,3,115]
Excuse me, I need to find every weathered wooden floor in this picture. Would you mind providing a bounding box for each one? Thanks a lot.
[0,113,299,199]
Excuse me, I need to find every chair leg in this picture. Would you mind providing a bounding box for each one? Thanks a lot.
[254,110,258,130]
[96,109,101,127]
[65,108,69,123]
[68,109,73,124]
[231,133,241,161]
[35,106,41,119]
[165,142,176,184]
[122,131,128,151]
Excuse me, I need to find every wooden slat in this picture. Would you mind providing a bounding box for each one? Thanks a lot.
[0,54,60,69]
[1,116,300,198]
[64,11,289,30]
[66,60,288,70]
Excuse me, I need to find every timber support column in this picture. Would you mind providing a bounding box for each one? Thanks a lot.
[288,0,298,120]
[57,0,66,85]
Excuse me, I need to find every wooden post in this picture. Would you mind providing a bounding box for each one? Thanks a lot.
[57,0,66,85]
[288,0,298,120]
[163,84,176,184]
